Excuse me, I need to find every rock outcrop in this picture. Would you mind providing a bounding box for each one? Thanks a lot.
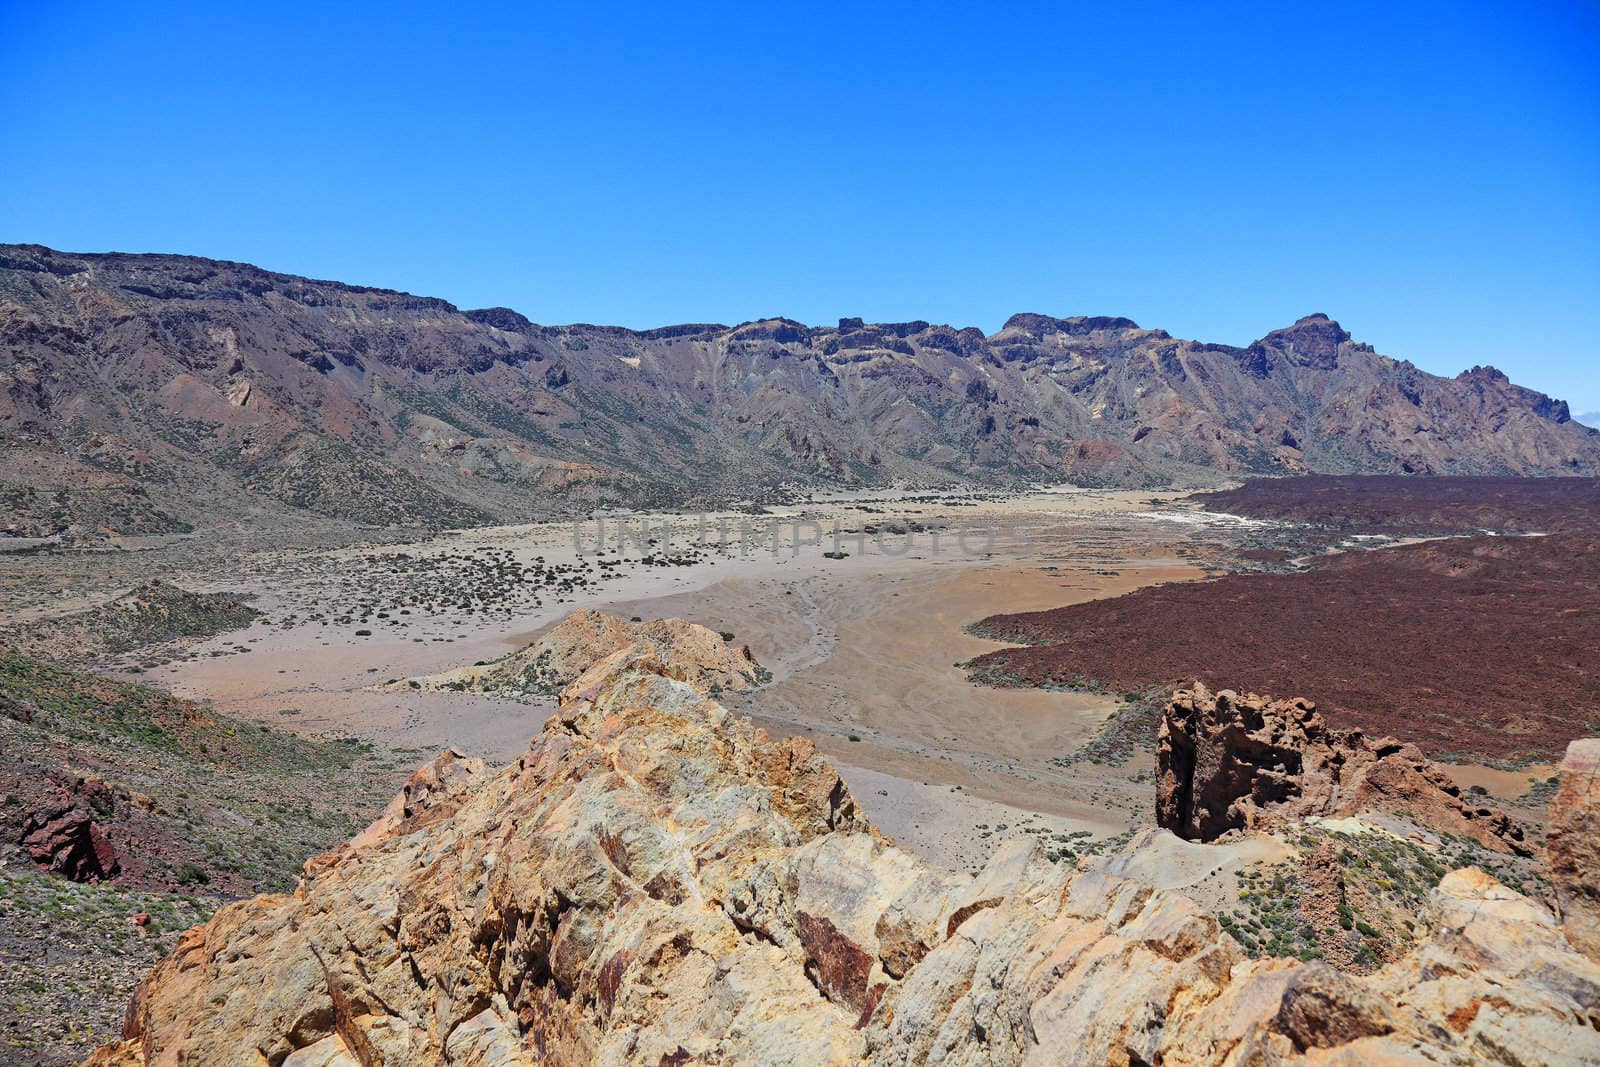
[390,610,767,697]
[87,654,1600,1065]
[18,770,120,881]
[1548,738,1600,960]
[1156,684,1528,853]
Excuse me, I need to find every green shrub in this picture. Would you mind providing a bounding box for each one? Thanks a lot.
[175,862,210,886]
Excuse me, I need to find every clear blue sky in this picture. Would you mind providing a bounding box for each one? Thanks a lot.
[3,1,1597,410]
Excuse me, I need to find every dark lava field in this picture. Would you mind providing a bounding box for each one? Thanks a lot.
[969,477,1600,763]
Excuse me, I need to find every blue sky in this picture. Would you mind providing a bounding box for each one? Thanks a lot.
[3,1,1597,410]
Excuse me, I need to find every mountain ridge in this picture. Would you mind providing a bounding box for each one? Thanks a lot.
[3,242,1596,536]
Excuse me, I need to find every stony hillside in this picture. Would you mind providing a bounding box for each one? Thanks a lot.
[387,608,768,697]
[84,639,1600,1065]
[0,654,394,897]
[3,243,1596,536]
[0,580,259,662]
[0,654,400,1063]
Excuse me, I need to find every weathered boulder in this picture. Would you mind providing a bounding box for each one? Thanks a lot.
[1373,868,1600,1064]
[1,691,36,723]
[1157,683,1527,853]
[85,643,1600,1065]
[19,770,119,881]
[1548,738,1600,961]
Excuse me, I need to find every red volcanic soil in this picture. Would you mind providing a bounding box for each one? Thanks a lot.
[971,479,1600,762]
[1195,475,1600,534]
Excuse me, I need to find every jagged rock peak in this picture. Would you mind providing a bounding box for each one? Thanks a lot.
[1255,313,1354,365]
[1156,683,1528,854]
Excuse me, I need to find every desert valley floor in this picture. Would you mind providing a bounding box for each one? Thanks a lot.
[14,490,1233,867]
[6,484,1572,863]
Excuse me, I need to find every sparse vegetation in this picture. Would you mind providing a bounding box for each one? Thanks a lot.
[0,867,216,1064]
[1051,689,1168,767]
[1220,823,1546,974]
[0,581,259,663]
[0,654,400,1063]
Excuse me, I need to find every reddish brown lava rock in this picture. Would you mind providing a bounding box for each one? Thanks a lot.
[797,911,877,1018]
[1156,684,1527,854]
[970,503,1600,763]
[19,770,120,881]
[944,898,1002,938]
[1269,965,1398,1051]
[873,913,930,981]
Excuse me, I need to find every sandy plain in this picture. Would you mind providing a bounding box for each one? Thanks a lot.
[70,487,1259,871]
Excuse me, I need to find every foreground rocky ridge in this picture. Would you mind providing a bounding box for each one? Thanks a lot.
[5,243,1597,535]
[1550,739,1600,961]
[87,632,1600,1065]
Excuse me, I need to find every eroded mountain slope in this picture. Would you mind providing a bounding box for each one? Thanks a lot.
[4,243,1596,536]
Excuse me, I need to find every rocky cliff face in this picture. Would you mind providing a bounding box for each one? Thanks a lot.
[4,244,1596,534]
[87,642,1600,1065]
[1156,684,1528,853]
